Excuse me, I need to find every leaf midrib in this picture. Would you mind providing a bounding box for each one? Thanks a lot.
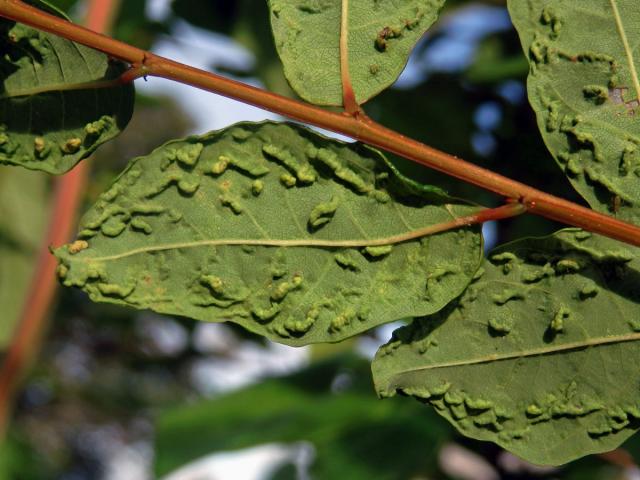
[388,331,640,378]
[609,0,640,102]
[70,217,467,263]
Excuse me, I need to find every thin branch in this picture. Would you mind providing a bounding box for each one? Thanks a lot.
[0,0,639,246]
[0,0,120,439]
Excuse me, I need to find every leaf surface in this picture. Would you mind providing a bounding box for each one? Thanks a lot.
[55,121,482,346]
[0,0,134,174]
[0,166,48,349]
[508,0,640,222]
[267,0,445,106]
[373,229,640,465]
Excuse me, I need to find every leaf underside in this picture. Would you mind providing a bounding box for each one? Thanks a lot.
[267,0,445,106]
[55,121,482,346]
[0,0,134,174]
[373,229,640,466]
[508,0,640,222]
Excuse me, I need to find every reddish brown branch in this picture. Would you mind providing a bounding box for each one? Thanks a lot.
[0,0,639,244]
[0,0,120,439]
[598,448,638,469]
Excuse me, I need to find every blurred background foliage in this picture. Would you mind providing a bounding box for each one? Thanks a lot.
[1,0,638,478]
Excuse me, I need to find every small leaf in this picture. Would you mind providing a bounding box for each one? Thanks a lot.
[0,0,134,174]
[267,0,445,106]
[0,166,49,349]
[508,0,640,222]
[55,121,482,346]
[373,229,640,465]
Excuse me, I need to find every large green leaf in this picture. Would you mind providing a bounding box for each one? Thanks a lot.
[55,121,482,346]
[373,229,640,466]
[155,355,452,479]
[508,0,640,222]
[0,0,134,174]
[267,0,446,106]
[0,166,48,349]
[0,432,46,480]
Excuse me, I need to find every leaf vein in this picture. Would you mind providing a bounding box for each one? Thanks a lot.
[390,332,640,377]
[610,0,640,102]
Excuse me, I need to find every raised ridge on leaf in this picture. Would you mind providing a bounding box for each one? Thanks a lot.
[55,121,482,346]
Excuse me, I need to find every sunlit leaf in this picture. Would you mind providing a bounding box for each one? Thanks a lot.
[267,0,445,106]
[55,121,481,346]
[373,229,640,465]
[509,0,640,222]
[0,0,134,174]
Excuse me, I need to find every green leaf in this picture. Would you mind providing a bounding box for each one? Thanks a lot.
[267,0,446,106]
[508,0,640,221]
[113,0,170,50]
[0,166,48,349]
[155,355,451,478]
[0,0,134,174]
[55,121,482,346]
[0,432,46,480]
[465,35,529,84]
[373,229,640,465]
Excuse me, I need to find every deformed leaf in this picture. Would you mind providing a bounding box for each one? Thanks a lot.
[0,166,48,349]
[267,0,445,106]
[0,0,134,174]
[55,121,482,346]
[508,0,640,222]
[373,229,640,465]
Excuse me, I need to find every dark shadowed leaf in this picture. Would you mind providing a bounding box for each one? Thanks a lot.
[373,229,640,465]
[0,0,134,174]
